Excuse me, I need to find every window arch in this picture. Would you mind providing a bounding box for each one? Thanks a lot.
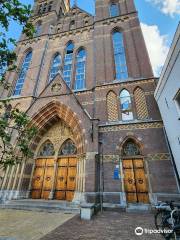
[38,140,55,157]
[110,3,119,17]
[13,51,32,96]
[49,53,61,82]
[63,42,74,87]
[74,48,86,90]
[107,91,119,122]
[70,20,75,30]
[122,139,141,156]
[112,31,128,81]
[58,139,77,156]
[35,21,42,37]
[120,89,133,121]
[134,87,149,120]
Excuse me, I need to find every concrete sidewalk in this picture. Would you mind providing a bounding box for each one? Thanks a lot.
[0,209,75,240]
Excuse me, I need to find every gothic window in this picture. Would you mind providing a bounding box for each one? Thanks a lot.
[48,1,53,11]
[120,89,133,121]
[123,140,140,156]
[58,139,77,156]
[63,42,74,87]
[42,3,47,13]
[74,49,86,90]
[107,91,119,122]
[134,87,149,120]
[70,20,75,30]
[110,3,119,17]
[35,22,42,37]
[38,140,55,157]
[38,4,42,14]
[49,53,61,82]
[112,31,128,81]
[13,51,32,96]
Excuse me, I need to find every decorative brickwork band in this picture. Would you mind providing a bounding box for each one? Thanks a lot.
[146,153,171,161]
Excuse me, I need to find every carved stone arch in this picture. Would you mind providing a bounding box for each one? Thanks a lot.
[134,87,149,120]
[29,101,85,154]
[119,136,143,157]
[106,90,119,122]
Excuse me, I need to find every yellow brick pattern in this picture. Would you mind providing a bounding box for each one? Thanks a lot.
[134,87,149,119]
[107,91,119,122]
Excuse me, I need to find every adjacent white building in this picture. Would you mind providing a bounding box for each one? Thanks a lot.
[155,22,180,180]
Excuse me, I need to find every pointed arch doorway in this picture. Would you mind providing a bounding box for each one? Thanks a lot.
[122,139,149,204]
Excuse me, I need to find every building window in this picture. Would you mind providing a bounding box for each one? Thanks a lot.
[49,54,61,82]
[110,3,119,17]
[112,31,128,81]
[63,42,74,87]
[42,3,47,13]
[70,20,75,30]
[35,22,42,37]
[13,51,32,96]
[134,87,148,120]
[175,89,180,115]
[38,4,42,14]
[74,49,86,90]
[38,140,55,156]
[48,1,53,11]
[123,140,140,156]
[107,91,119,122]
[58,139,77,156]
[120,89,133,121]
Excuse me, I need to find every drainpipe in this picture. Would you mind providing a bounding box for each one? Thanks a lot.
[163,126,180,192]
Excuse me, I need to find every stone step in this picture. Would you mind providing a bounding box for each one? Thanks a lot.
[0,199,80,213]
[126,204,151,213]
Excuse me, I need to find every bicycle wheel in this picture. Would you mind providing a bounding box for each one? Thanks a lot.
[155,210,172,236]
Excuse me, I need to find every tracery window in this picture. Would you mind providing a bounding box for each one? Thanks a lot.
[134,87,149,120]
[120,89,133,121]
[110,3,119,17]
[13,51,32,96]
[74,49,86,90]
[70,20,75,30]
[123,140,140,156]
[35,22,42,37]
[38,140,55,156]
[112,31,128,80]
[58,139,77,156]
[49,53,61,82]
[63,42,74,87]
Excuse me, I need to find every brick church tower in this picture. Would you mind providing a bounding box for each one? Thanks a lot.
[0,0,178,209]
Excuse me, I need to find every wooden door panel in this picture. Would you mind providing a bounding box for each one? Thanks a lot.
[123,160,133,169]
[137,193,149,203]
[67,167,76,190]
[66,191,74,201]
[55,167,67,190]
[55,191,66,200]
[58,158,68,167]
[69,158,77,167]
[35,159,46,167]
[41,159,55,200]
[126,193,138,203]
[134,169,148,193]
[133,159,144,168]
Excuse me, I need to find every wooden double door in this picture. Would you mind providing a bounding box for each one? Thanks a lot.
[123,158,149,204]
[31,157,77,201]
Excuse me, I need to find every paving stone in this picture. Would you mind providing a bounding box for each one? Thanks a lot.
[40,211,163,240]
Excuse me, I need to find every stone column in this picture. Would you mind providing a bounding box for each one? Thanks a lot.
[27,160,35,198]
[49,158,57,200]
[16,161,25,199]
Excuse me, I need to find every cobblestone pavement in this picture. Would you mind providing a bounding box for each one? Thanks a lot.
[40,211,163,240]
[0,209,75,240]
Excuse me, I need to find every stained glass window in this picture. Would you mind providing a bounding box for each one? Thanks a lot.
[59,139,77,156]
[112,31,128,80]
[38,140,55,156]
[123,140,140,156]
[35,22,42,37]
[49,54,61,82]
[63,42,74,87]
[110,4,119,17]
[13,51,32,96]
[74,49,86,90]
[120,89,133,121]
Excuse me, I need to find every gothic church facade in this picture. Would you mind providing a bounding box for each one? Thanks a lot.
[0,0,178,208]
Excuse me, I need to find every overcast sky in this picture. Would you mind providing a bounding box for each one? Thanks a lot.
[7,0,180,76]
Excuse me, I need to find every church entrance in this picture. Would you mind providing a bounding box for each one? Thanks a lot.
[122,139,149,204]
[31,124,78,202]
